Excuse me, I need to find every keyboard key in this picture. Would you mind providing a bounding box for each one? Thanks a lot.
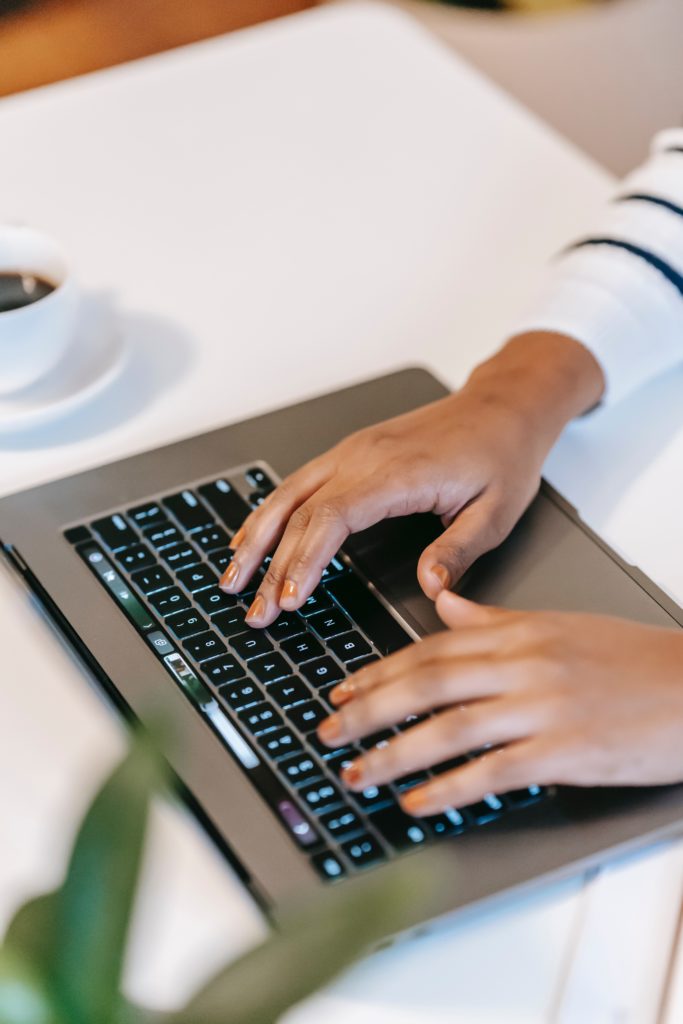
[464,793,505,824]
[396,714,430,733]
[328,631,372,663]
[268,677,311,708]
[146,630,175,657]
[394,771,430,792]
[238,702,282,736]
[369,806,429,850]
[203,653,245,685]
[299,779,344,812]
[300,657,345,688]
[308,608,352,640]
[342,834,386,869]
[64,525,91,545]
[249,491,267,508]
[130,565,173,594]
[198,479,251,532]
[326,574,412,656]
[195,524,231,553]
[176,563,219,593]
[92,514,139,552]
[161,542,201,571]
[311,851,347,881]
[218,679,262,711]
[326,752,355,779]
[143,522,183,550]
[431,755,467,774]
[426,808,469,836]
[148,587,191,617]
[258,727,303,761]
[287,700,328,732]
[163,490,214,532]
[212,606,249,637]
[230,631,274,660]
[276,799,320,849]
[359,730,394,751]
[299,590,334,617]
[195,587,237,615]
[504,785,545,808]
[277,753,321,786]
[245,466,275,493]
[116,544,156,572]
[351,785,394,813]
[280,633,324,664]
[128,502,167,528]
[267,613,304,642]
[250,653,291,684]
[208,548,233,573]
[319,806,363,840]
[166,608,208,639]
[320,555,347,582]
[307,734,353,760]
[348,655,380,673]
[183,630,227,663]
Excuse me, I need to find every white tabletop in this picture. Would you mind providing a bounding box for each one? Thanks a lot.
[2,3,683,1019]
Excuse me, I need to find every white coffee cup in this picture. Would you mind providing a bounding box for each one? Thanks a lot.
[0,225,79,395]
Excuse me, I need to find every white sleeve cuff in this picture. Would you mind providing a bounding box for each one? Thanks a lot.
[511,245,683,405]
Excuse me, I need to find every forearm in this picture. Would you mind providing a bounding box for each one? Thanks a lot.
[461,330,605,455]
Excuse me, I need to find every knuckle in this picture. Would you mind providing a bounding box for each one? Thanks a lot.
[289,504,313,532]
[287,548,319,577]
[263,564,286,588]
[439,540,471,579]
[311,499,345,525]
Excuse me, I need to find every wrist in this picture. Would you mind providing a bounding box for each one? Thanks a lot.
[463,331,605,446]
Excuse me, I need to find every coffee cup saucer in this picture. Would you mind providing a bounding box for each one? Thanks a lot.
[0,303,127,434]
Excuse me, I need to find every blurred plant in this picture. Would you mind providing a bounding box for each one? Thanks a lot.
[0,733,449,1024]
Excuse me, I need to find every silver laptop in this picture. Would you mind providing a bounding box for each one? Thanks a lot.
[2,367,682,930]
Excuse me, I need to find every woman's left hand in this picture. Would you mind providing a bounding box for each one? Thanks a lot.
[318,592,683,816]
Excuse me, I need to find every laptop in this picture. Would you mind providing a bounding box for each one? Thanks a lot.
[2,366,683,930]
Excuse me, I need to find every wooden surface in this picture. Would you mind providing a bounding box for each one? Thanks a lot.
[0,0,316,97]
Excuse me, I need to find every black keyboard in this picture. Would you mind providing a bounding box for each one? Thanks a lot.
[64,463,545,882]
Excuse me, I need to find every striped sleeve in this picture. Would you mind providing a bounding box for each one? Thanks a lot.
[511,128,683,405]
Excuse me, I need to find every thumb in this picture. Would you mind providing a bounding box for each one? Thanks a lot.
[435,589,505,630]
[417,499,501,600]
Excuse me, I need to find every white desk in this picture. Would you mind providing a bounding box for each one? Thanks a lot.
[2,3,683,1019]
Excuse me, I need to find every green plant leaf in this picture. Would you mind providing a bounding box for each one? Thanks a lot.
[52,735,163,1024]
[0,947,62,1024]
[168,853,453,1024]
[2,894,59,984]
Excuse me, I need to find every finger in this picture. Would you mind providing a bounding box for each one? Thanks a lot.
[339,699,539,791]
[329,619,516,707]
[276,474,414,612]
[435,590,510,630]
[219,457,331,593]
[399,739,550,815]
[319,658,524,748]
[417,495,508,599]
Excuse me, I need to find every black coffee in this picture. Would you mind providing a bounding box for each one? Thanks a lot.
[0,272,56,313]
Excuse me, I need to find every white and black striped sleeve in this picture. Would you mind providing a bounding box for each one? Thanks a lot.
[511,128,683,405]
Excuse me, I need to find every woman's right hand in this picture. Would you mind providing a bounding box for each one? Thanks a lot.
[219,332,604,626]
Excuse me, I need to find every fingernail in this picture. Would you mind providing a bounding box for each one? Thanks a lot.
[220,561,240,591]
[401,788,429,815]
[341,760,364,789]
[246,593,266,622]
[432,564,451,591]
[229,527,246,551]
[330,679,356,706]
[318,715,342,744]
[281,579,298,604]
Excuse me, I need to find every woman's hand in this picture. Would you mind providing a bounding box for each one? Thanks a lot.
[316,592,683,815]
[220,332,604,625]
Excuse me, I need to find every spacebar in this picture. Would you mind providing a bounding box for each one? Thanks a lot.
[325,573,412,656]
